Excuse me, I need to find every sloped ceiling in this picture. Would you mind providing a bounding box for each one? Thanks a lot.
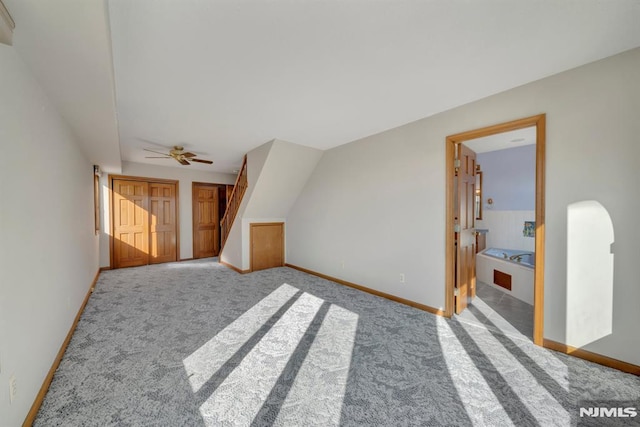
[6,1,640,173]
[5,0,121,172]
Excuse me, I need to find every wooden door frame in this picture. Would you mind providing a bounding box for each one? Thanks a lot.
[108,174,180,268]
[250,222,285,272]
[445,114,546,346]
[191,182,224,259]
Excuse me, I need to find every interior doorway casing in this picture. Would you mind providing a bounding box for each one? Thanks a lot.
[192,182,222,259]
[445,114,546,346]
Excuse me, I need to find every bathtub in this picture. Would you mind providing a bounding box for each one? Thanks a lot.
[476,247,534,305]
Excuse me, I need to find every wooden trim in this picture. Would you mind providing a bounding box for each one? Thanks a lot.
[179,258,195,262]
[108,174,179,184]
[445,114,546,346]
[219,259,250,274]
[99,266,111,272]
[445,135,455,318]
[447,115,545,142]
[108,175,113,269]
[175,181,181,262]
[220,155,248,251]
[223,155,248,215]
[192,182,227,260]
[285,263,446,316]
[543,339,640,376]
[22,270,100,426]
[93,171,100,235]
[533,119,546,346]
[193,182,210,259]
[108,175,180,268]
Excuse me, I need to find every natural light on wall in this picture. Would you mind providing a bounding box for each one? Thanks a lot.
[566,200,614,348]
[183,283,358,426]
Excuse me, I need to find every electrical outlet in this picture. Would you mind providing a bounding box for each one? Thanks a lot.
[9,374,17,404]
[400,273,405,283]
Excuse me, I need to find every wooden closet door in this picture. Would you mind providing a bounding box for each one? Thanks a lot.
[192,184,219,258]
[149,182,177,264]
[113,180,149,268]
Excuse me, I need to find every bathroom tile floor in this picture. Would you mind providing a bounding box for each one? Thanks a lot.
[455,281,534,342]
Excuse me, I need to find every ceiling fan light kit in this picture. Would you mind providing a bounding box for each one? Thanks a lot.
[144,145,213,166]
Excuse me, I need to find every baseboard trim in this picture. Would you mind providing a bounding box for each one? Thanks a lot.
[219,260,250,274]
[99,266,110,272]
[543,339,640,376]
[22,269,100,427]
[179,258,195,262]
[285,263,445,316]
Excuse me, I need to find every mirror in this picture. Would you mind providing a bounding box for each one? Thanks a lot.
[475,166,482,220]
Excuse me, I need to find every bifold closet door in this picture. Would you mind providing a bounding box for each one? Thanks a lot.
[112,179,177,268]
[113,180,150,268]
[149,182,177,264]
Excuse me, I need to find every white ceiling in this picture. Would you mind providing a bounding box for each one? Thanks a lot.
[5,0,121,172]
[466,126,536,154]
[7,1,640,173]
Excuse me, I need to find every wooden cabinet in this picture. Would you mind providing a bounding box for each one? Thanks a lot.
[250,222,284,272]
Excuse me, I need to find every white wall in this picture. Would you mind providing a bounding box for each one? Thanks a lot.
[477,144,536,211]
[477,211,536,252]
[220,140,273,269]
[0,46,99,426]
[239,141,323,270]
[99,162,236,267]
[287,47,640,365]
[220,140,323,271]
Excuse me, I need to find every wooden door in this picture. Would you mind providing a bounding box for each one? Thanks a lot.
[113,180,149,268]
[149,182,177,264]
[192,183,219,258]
[250,223,284,272]
[455,144,477,314]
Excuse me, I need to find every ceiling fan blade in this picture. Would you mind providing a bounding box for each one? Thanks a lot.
[143,148,170,156]
[145,156,172,159]
[178,158,190,165]
[182,152,197,158]
[191,158,213,164]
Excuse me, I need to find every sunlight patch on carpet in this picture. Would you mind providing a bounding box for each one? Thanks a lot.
[273,304,358,426]
[198,291,323,425]
[457,319,571,425]
[183,283,299,392]
[436,317,509,425]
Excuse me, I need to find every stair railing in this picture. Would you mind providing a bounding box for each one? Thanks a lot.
[220,155,248,251]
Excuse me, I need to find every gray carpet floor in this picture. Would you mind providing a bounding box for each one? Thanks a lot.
[35,259,640,426]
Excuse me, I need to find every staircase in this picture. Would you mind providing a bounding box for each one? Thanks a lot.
[218,139,323,271]
[220,155,247,251]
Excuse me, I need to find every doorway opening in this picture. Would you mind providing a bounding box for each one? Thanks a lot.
[192,182,231,259]
[445,114,546,346]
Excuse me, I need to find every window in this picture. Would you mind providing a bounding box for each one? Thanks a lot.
[94,166,100,234]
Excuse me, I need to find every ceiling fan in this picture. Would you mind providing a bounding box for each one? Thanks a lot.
[144,146,213,166]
